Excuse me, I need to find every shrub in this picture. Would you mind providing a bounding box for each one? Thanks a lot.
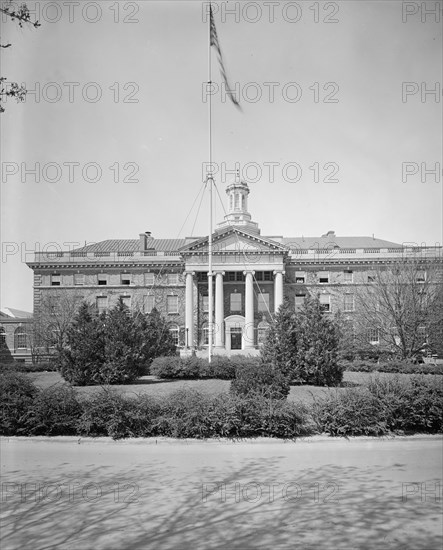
[27,385,82,435]
[150,354,251,380]
[262,297,343,386]
[343,360,442,375]
[231,361,290,400]
[312,388,388,436]
[0,372,39,435]
[367,375,443,433]
[77,389,161,438]
[154,389,314,439]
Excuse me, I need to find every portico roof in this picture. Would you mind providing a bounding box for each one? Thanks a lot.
[179,226,289,254]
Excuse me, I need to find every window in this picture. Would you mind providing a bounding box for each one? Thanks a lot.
[416,271,426,283]
[227,272,244,282]
[368,328,379,344]
[343,294,354,312]
[169,325,180,347]
[343,320,355,339]
[257,292,270,313]
[202,295,209,313]
[144,273,155,286]
[121,274,131,286]
[319,273,329,284]
[295,276,305,284]
[368,275,375,283]
[319,294,331,312]
[257,321,270,345]
[144,295,154,314]
[201,324,214,346]
[343,270,353,283]
[74,273,85,286]
[120,295,131,308]
[0,328,6,349]
[51,274,61,286]
[295,294,306,311]
[14,327,27,349]
[167,273,179,285]
[230,293,242,312]
[96,296,108,314]
[167,295,179,314]
[234,193,240,209]
[97,274,107,286]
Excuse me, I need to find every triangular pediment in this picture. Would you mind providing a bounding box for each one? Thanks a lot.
[180,227,288,255]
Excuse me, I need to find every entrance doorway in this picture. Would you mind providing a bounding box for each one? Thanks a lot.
[230,328,242,350]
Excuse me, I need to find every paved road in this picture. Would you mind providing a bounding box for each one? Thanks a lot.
[1,436,442,550]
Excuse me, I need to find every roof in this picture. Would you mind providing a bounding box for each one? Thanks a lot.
[72,238,188,253]
[1,308,33,319]
[278,236,403,250]
[71,233,403,255]
[180,226,288,253]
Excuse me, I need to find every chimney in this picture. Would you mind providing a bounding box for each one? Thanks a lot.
[139,231,152,251]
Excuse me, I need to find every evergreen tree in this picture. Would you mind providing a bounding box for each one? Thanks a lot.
[58,302,105,385]
[261,296,343,386]
[101,299,145,383]
[59,300,176,385]
[261,299,299,381]
[135,307,177,368]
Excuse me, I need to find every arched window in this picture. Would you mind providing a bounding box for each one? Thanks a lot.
[14,327,27,350]
[169,324,180,347]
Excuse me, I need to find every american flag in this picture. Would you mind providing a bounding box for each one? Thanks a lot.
[210,6,241,109]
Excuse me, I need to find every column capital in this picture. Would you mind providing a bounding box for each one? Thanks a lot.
[214,271,225,276]
[184,271,196,276]
[243,270,255,276]
[273,270,285,276]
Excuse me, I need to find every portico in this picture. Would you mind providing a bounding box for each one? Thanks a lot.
[180,182,287,353]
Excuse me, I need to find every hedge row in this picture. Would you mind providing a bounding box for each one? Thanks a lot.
[1,372,442,439]
[0,361,59,373]
[313,375,443,436]
[342,360,443,375]
[150,355,259,380]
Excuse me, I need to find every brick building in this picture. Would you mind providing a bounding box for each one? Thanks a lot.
[26,181,442,355]
[0,308,33,363]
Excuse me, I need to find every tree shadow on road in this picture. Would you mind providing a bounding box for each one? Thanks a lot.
[1,455,441,550]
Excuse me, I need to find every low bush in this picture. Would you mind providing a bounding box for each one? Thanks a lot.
[231,361,290,400]
[312,388,388,436]
[0,372,39,435]
[314,375,443,436]
[367,375,443,433]
[343,360,442,375]
[77,390,161,439]
[27,385,82,435]
[150,354,257,380]
[154,389,314,439]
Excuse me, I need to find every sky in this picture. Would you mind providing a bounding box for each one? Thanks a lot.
[1,0,442,311]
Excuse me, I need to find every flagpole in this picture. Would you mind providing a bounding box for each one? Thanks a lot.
[207,1,213,363]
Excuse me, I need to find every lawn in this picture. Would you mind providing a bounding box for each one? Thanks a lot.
[24,370,439,404]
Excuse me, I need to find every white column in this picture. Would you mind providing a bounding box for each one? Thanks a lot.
[185,272,194,348]
[274,270,284,313]
[243,270,255,349]
[215,271,225,348]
